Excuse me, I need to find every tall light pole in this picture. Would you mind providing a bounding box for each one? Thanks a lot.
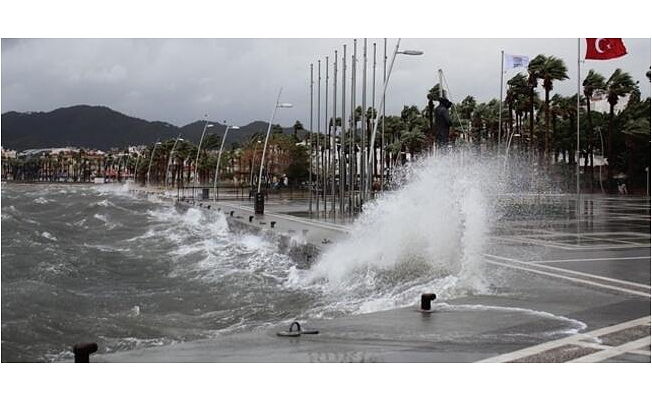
[367,39,423,197]
[256,87,292,214]
[146,139,162,186]
[213,124,240,200]
[193,117,214,185]
[165,134,183,189]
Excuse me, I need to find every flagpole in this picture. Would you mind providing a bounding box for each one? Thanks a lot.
[324,56,329,215]
[309,63,314,215]
[498,50,504,146]
[340,44,347,215]
[316,59,321,216]
[331,51,337,216]
[577,38,581,207]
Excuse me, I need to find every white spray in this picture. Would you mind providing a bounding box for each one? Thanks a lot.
[289,152,506,314]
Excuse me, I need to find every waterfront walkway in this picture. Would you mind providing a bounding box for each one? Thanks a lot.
[98,191,651,362]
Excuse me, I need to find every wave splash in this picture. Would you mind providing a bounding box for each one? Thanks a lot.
[288,152,505,316]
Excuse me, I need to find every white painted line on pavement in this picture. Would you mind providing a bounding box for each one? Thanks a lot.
[478,316,651,363]
[533,256,651,264]
[484,254,651,290]
[568,336,651,363]
[484,259,650,297]
[495,236,649,251]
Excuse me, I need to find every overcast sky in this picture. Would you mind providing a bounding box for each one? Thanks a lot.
[1,3,651,130]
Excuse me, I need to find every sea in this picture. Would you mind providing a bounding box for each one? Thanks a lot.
[2,183,326,362]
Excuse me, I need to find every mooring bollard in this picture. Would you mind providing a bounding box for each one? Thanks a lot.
[73,342,98,363]
[420,293,437,311]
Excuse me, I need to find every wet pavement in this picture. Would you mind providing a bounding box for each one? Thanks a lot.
[99,192,650,362]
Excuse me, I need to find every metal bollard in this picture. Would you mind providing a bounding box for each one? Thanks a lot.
[254,192,265,215]
[73,342,98,363]
[420,293,437,311]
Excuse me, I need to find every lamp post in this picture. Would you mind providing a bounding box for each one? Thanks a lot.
[366,39,422,200]
[146,139,162,186]
[165,135,183,189]
[213,124,240,200]
[193,118,214,185]
[256,87,293,214]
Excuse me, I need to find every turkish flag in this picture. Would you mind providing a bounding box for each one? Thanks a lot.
[585,38,628,60]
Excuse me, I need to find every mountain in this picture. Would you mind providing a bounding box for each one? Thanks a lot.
[1,105,299,151]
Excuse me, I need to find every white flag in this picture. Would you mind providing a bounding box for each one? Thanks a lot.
[504,54,529,70]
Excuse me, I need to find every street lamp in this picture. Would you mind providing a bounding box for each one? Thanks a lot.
[193,118,214,185]
[366,39,422,200]
[146,139,162,186]
[213,124,240,200]
[165,135,184,189]
[256,87,293,214]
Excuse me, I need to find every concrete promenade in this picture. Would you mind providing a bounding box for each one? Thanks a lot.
[98,191,650,362]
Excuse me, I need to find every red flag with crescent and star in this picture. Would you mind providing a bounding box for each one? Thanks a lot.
[585,38,628,60]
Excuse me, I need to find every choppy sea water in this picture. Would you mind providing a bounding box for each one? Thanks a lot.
[2,183,323,361]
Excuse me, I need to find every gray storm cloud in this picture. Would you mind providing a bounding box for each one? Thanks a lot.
[2,38,650,128]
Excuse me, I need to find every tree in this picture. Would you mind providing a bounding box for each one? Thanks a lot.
[457,95,476,122]
[506,73,530,150]
[400,128,426,160]
[583,69,607,189]
[529,54,569,163]
[292,120,304,142]
[605,68,636,179]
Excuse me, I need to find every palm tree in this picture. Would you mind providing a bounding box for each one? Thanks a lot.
[507,73,532,154]
[605,68,636,179]
[526,60,540,158]
[529,55,569,164]
[400,128,426,160]
[583,69,607,190]
[292,120,304,142]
